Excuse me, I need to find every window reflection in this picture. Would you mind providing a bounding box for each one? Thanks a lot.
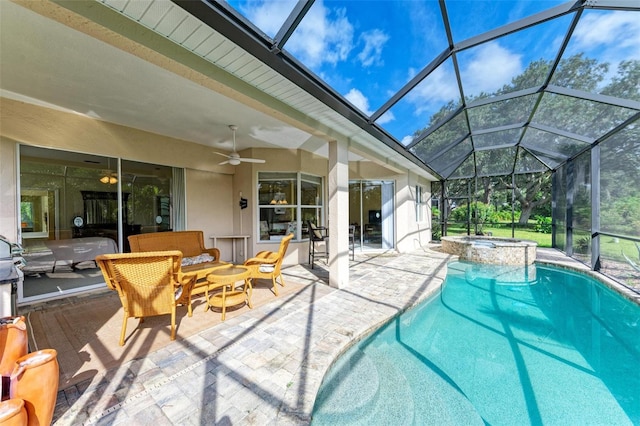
[258,172,323,242]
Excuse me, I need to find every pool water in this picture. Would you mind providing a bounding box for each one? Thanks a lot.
[311,261,640,425]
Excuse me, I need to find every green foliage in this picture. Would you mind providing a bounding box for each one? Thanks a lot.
[446,224,552,248]
[534,215,552,234]
[449,201,520,226]
[575,236,591,254]
[601,196,640,236]
[431,226,442,241]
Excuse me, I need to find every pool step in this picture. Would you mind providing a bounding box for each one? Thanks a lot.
[312,343,416,425]
[312,348,381,425]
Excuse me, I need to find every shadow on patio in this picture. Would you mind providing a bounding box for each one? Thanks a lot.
[23,245,455,425]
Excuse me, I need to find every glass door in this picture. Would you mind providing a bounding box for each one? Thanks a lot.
[19,146,120,302]
[18,146,175,303]
[349,180,395,250]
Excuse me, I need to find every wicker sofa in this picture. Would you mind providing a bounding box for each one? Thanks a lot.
[128,231,226,295]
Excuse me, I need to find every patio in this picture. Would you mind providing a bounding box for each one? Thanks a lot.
[16,246,595,425]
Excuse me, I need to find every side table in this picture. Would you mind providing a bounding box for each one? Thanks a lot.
[205,265,252,321]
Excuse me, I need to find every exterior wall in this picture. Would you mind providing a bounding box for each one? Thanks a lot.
[0,97,434,268]
[185,168,234,257]
[396,171,433,252]
[0,97,238,246]
[349,161,432,253]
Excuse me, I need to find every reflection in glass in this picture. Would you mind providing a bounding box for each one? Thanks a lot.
[258,172,323,242]
[121,160,173,241]
[18,146,177,301]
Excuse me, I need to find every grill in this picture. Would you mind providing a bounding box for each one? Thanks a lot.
[0,236,23,317]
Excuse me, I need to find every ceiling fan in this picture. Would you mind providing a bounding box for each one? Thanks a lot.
[214,125,266,166]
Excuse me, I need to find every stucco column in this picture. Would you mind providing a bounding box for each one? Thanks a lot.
[328,138,349,289]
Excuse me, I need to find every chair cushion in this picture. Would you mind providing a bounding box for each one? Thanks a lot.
[259,264,275,273]
[181,253,215,266]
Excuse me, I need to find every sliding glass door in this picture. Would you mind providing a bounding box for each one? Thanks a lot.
[349,180,395,250]
[18,145,175,303]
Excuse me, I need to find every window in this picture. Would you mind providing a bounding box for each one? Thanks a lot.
[258,172,323,242]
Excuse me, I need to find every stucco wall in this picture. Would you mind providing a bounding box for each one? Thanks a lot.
[349,161,433,252]
[0,97,238,244]
[185,168,234,258]
[0,97,433,263]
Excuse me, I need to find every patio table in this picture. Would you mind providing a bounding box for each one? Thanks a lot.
[205,265,252,321]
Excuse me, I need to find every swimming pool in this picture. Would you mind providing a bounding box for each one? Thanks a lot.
[311,261,640,425]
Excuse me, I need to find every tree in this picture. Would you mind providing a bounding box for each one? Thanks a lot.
[509,173,551,224]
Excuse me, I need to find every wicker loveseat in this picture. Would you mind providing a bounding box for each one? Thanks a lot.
[128,231,227,295]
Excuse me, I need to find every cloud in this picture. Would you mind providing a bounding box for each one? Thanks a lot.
[284,2,354,68]
[357,29,389,67]
[406,64,460,116]
[239,0,354,68]
[345,88,369,112]
[240,0,297,38]
[345,88,394,123]
[460,42,523,97]
[572,11,640,60]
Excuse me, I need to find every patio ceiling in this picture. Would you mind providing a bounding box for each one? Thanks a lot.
[2,0,639,181]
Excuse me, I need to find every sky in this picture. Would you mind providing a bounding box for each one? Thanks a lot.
[225,0,639,145]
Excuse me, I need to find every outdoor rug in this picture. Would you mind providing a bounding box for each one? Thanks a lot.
[26,278,309,390]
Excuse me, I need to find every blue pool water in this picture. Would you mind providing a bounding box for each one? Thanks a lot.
[311,261,640,425]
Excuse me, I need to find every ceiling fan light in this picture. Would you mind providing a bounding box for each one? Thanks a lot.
[229,158,241,166]
[100,174,118,184]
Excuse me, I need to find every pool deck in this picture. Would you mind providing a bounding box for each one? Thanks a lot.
[47,246,632,425]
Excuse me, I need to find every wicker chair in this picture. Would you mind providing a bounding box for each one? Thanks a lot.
[96,251,196,346]
[244,233,293,296]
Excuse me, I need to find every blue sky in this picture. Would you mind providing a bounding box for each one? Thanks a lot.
[226,1,639,144]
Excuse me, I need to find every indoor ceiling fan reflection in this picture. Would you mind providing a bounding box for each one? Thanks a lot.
[214,125,266,166]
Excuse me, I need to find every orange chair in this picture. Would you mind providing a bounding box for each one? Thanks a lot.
[96,251,196,345]
[244,234,293,296]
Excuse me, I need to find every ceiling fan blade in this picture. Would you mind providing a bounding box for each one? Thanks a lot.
[218,160,230,165]
[213,151,231,158]
[239,158,266,164]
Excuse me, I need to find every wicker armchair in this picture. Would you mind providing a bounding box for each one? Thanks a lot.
[96,251,196,346]
[244,233,293,296]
